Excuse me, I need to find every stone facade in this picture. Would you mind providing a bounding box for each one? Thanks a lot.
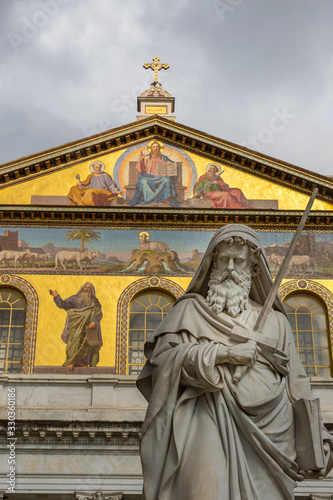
[0,101,333,498]
[0,374,332,498]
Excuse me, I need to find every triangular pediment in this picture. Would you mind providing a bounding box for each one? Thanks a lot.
[1,115,333,212]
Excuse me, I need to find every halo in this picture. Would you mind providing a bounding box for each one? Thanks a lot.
[205,163,222,175]
[89,161,105,173]
[147,140,164,153]
[139,231,150,240]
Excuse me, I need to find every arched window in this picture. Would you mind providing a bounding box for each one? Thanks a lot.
[116,277,184,375]
[0,287,27,373]
[283,292,332,377]
[128,290,175,375]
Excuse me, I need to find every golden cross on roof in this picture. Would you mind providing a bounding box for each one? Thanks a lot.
[143,56,169,83]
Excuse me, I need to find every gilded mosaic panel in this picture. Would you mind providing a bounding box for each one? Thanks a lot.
[1,226,333,279]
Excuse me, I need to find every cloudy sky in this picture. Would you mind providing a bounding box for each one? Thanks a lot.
[1,0,333,176]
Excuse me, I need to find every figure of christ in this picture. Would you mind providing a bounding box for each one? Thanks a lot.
[128,141,180,207]
[193,163,249,209]
[49,282,103,371]
[67,161,123,206]
[137,224,333,500]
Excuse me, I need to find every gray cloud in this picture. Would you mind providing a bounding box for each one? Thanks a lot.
[0,0,333,177]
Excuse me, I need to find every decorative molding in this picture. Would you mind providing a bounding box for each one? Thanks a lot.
[0,206,332,230]
[310,495,333,500]
[0,420,141,446]
[1,267,332,281]
[116,277,185,374]
[1,218,333,232]
[279,279,333,349]
[75,493,123,500]
[0,274,38,373]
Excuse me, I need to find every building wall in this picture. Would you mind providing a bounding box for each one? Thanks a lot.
[1,133,333,499]
[0,227,333,372]
[0,374,332,498]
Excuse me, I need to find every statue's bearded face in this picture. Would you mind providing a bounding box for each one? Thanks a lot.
[206,241,254,318]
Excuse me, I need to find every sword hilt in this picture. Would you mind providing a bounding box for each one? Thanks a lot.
[230,326,276,384]
[232,365,248,384]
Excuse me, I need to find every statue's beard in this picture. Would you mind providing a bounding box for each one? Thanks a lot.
[206,267,252,318]
[77,290,93,306]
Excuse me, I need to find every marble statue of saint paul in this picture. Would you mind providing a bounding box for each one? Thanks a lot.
[137,224,333,500]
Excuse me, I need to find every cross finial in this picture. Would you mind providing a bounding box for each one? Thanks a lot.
[143,56,169,83]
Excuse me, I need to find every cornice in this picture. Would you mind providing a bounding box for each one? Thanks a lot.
[0,419,141,446]
[1,116,333,204]
[0,206,332,230]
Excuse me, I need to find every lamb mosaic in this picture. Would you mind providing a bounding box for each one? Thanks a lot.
[0,227,332,278]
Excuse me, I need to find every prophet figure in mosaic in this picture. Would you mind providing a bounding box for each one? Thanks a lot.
[67,161,122,206]
[193,163,249,209]
[137,224,333,500]
[49,282,103,370]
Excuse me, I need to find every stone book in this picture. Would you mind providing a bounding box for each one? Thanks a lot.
[293,398,325,471]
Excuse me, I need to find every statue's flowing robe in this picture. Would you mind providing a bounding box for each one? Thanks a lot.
[54,286,103,367]
[138,294,319,500]
[129,154,180,207]
[138,224,333,499]
[67,172,119,206]
[193,174,249,209]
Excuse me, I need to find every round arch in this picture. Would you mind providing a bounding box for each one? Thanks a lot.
[116,277,185,375]
[0,274,39,373]
[279,279,333,352]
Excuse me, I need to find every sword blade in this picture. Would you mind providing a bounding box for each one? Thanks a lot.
[253,187,318,333]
